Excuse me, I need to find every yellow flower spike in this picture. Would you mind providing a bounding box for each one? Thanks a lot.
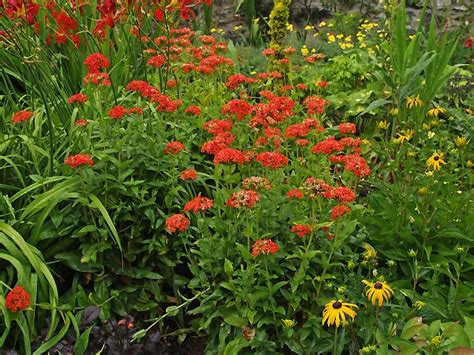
[406,95,423,109]
[455,136,469,147]
[322,300,358,327]
[362,280,394,307]
[426,152,446,171]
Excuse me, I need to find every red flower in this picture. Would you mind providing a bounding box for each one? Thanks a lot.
[333,187,356,203]
[338,122,357,135]
[202,120,233,135]
[165,214,190,234]
[296,139,310,146]
[163,141,185,155]
[180,168,197,180]
[242,176,271,191]
[11,110,33,124]
[67,93,88,104]
[252,239,280,257]
[64,153,94,169]
[317,81,329,88]
[147,55,167,68]
[213,148,246,165]
[303,177,334,199]
[185,105,201,116]
[184,196,213,213]
[286,189,304,199]
[464,37,473,48]
[226,190,260,208]
[221,99,253,121]
[5,286,30,313]
[255,152,289,169]
[285,123,310,138]
[74,119,88,127]
[291,224,312,237]
[304,96,328,115]
[311,137,343,155]
[330,205,351,219]
[84,53,110,73]
[108,105,129,119]
[330,154,371,177]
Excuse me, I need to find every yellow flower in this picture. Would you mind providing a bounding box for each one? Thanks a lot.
[286,23,294,31]
[426,152,446,171]
[363,243,377,261]
[393,129,414,144]
[336,34,344,39]
[362,280,394,307]
[430,336,442,347]
[300,45,309,56]
[455,136,469,147]
[322,300,358,328]
[426,106,446,118]
[418,187,428,195]
[319,21,327,27]
[282,319,296,328]
[413,300,425,309]
[406,95,423,109]
[389,107,399,116]
[327,34,336,43]
[233,25,242,31]
[422,123,431,130]
[377,120,390,129]
[466,108,474,115]
[210,28,216,33]
[253,18,260,24]
[467,160,473,168]
[304,25,314,31]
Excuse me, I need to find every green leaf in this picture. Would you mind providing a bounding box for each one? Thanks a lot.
[73,326,93,355]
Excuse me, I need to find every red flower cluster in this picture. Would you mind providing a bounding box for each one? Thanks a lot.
[11,110,33,124]
[302,177,333,199]
[225,74,257,90]
[184,196,214,213]
[74,119,89,127]
[250,96,294,128]
[330,154,371,177]
[163,142,185,155]
[331,205,351,219]
[213,148,246,165]
[147,55,167,68]
[242,177,272,191]
[291,225,312,237]
[185,105,201,116]
[67,93,88,104]
[180,168,198,180]
[284,123,310,138]
[5,286,31,313]
[165,214,190,234]
[311,137,343,155]
[286,189,304,199]
[226,190,260,208]
[255,152,289,169]
[338,122,357,135]
[84,53,110,73]
[304,96,328,115]
[333,186,356,203]
[221,99,253,121]
[202,120,233,135]
[64,153,94,169]
[252,239,280,257]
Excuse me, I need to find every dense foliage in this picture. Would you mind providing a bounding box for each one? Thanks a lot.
[0,0,472,354]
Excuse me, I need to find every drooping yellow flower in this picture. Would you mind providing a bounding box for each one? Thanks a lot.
[377,120,390,129]
[406,95,423,109]
[363,243,377,261]
[426,152,446,171]
[393,129,414,144]
[455,136,469,147]
[427,106,446,118]
[322,300,358,328]
[362,280,394,307]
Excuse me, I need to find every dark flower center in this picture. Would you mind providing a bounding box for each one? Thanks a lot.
[374,282,383,289]
[433,156,440,161]
[333,301,342,309]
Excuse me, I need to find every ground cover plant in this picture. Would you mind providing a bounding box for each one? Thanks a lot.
[0,0,473,354]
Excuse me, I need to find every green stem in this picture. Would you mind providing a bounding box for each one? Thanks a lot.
[333,326,338,355]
